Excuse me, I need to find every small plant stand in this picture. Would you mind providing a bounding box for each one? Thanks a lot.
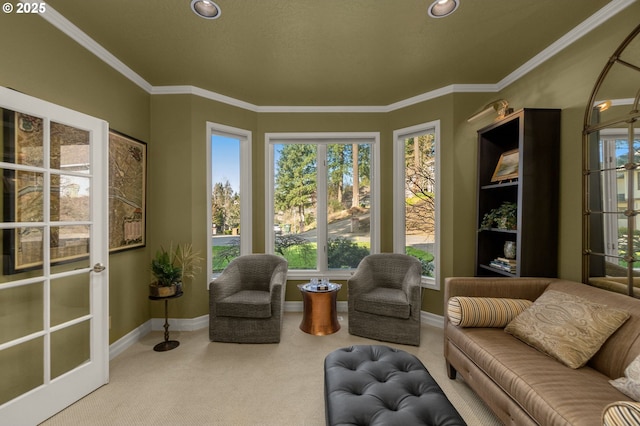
[148,291,183,351]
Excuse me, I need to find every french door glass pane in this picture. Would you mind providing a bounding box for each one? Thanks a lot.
[273,143,317,270]
[49,225,90,269]
[5,226,44,278]
[404,133,436,277]
[50,122,90,171]
[0,282,43,345]
[327,143,370,269]
[0,338,44,405]
[14,170,45,222]
[2,111,44,167]
[51,320,90,380]
[51,174,90,222]
[51,274,90,327]
[211,135,241,273]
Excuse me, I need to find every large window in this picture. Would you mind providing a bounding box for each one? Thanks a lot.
[266,133,379,278]
[393,121,440,289]
[207,122,252,278]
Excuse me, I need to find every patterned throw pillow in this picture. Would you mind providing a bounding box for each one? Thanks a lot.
[447,297,532,327]
[505,290,630,369]
[610,355,640,401]
[602,401,640,426]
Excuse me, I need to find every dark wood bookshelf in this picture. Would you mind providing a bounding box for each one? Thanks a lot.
[475,108,560,277]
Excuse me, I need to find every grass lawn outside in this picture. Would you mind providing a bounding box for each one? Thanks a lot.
[212,243,435,275]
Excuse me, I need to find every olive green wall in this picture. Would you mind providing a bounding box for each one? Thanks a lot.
[1,5,638,335]
[0,15,151,343]
[496,3,640,283]
[147,95,259,319]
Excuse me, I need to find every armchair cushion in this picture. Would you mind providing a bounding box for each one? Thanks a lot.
[216,290,272,318]
[354,287,410,319]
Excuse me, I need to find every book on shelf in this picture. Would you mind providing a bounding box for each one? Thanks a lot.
[496,257,516,264]
[490,258,517,273]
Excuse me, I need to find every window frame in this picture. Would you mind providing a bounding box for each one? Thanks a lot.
[207,122,252,283]
[265,132,380,279]
[392,121,441,290]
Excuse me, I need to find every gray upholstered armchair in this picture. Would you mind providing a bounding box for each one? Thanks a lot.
[348,253,422,346]
[209,254,288,343]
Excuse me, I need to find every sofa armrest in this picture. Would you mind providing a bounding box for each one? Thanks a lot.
[603,401,640,426]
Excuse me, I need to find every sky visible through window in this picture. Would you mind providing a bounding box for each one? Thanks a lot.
[211,135,240,192]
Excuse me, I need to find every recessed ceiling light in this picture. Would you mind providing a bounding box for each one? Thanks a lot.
[428,0,459,18]
[191,0,221,19]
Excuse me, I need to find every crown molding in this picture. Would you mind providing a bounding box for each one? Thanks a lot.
[37,0,152,93]
[37,0,636,113]
[150,85,260,112]
[385,84,499,112]
[497,0,638,90]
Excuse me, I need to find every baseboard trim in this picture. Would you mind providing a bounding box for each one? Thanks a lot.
[150,314,209,332]
[109,307,444,359]
[422,311,445,329]
[109,321,151,360]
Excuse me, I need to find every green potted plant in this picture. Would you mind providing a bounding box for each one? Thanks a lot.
[149,243,202,297]
[480,201,517,231]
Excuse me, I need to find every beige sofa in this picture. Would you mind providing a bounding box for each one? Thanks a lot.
[444,277,640,426]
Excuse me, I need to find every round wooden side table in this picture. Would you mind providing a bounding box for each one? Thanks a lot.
[148,291,183,351]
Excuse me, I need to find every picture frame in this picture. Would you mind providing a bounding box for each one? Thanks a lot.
[491,149,519,182]
[108,130,147,252]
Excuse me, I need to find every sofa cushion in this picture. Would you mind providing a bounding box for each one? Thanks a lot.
[505,290,630,369]
[447,325,632,425]
[216,290,272,318]
[610,355,640,401]
[354,287,410,319]
[448,296,532,328]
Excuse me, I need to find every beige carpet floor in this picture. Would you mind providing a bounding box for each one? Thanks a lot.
[41,313,501,425]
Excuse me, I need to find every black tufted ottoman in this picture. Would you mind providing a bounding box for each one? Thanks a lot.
[324,345,466,426]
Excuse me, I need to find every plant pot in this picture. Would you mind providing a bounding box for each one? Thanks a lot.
[149,283,177,297]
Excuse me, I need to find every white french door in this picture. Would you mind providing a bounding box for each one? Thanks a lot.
[0,87,109,425]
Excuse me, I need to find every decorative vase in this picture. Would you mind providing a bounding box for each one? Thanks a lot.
[504,241,516,259]
[149,283,177,297]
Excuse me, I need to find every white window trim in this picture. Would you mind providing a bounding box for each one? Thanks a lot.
[207,122,252,283]
[265,132,380,280]
[393,121,441,290]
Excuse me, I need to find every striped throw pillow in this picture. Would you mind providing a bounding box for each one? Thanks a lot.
[603,401,640,426]
[447,296,532,328]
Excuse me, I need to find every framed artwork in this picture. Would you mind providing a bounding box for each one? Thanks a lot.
[491,149,519,182]
[108,130,147,252]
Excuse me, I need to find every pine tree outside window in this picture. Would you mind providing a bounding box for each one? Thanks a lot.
[266,133,380,278]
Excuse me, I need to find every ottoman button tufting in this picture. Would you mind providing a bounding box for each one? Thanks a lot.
[324,345,466,426]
